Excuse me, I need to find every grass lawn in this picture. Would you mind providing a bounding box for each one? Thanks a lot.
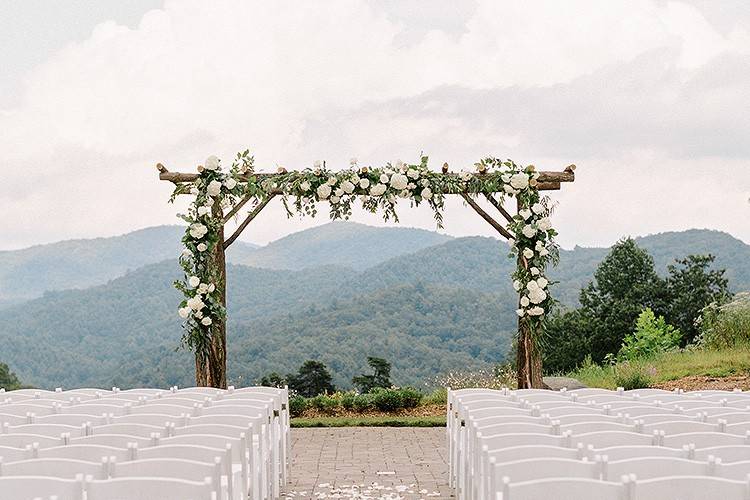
[291,415,446,428]
[569,346,750,389]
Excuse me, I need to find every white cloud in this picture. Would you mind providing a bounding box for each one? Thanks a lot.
[1,0,749,249]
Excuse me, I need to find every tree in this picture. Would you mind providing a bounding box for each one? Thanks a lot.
[286,360,335,397]
[666,254,731,345]
[0,362,21,390]
[352,357,392,393]
[542,309,592,373]
[618,308,682,360]
[579,238,668,361]
[258,372,286,388]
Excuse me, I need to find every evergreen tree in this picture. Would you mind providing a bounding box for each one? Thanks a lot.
[579,238,668,361]
[286,360,335,397]
[0,362,21,390]
[352,357,392,392]
[666,254,731,344]
[258,372,286,388]
[542,309,592,373]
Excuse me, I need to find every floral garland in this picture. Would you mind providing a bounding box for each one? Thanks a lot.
[171,153,557,355]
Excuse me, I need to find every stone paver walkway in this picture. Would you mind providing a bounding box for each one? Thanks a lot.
[282,427,453,499]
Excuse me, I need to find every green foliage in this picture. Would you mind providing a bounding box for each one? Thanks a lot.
[579,238,669,362]
[286,360,335,398]
[370,387,423,412]
[542,309,592,373]
[340,391,357,410]
[697,292,750,348]
[288,395,308,418]
[666,255,731,344]
[612,362,655,390]
[309,394,339,413]
[618,308,682,361]
[423,388,448,405]
[258,372,286,388]
[352,357,392,393]
[291,415,446,428]
[0,362,22,390]
[352,393,375,412]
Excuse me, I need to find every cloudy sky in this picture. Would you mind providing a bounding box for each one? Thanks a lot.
[2,0,749,250]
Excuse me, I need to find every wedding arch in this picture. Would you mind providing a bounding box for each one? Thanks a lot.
[158,152,575,389]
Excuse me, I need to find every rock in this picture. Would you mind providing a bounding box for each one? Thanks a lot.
[543,376,587,391]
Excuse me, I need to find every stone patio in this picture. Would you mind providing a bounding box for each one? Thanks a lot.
[282,427,453,499]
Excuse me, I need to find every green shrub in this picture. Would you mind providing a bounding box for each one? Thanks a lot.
[398,387,422,408]
[289,395,308,418]
[618,308,681,361]
[613,362,654,390]
[341,391,357,410]
[423,388,447,406]
[697,292,750,348]
[370,387,423,412]
[309,394,339,414]
[352,393,375,412]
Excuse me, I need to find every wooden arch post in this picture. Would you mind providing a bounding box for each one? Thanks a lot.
[159,163,575,389]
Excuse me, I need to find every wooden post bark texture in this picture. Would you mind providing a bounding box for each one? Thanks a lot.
[195,204,228,388]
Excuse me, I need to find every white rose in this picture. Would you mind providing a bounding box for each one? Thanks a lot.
[407,183,416,190]
[516,309,526,317]
[528,287,547,304]
[520,296,530,307]
[207,180,222,197]
[327,177,338,186]
[370,183,387,196]
[538,218,553,232]
[539,248,550,257]
[316,184,331,199]
[528,306,545,316]
[205,197,215,206]
[197,206,211,217]
[407,168,420,179]
[178,307,191,319]
[459,171,472,182]
[420,179,430,187]
[380,174,390,183]
[201,316,213,326]
[334,188,345,197]
[527,280,540,291]
[504,185,517,195]
[197,283,208,294]
[204,156,220,171]
[537,277,549,289]
[224,178,238,190]
[513,280,521,291]
[195,310,203,319]
[501,174,512,183]
[530,267,540,276]
[523,248,534,259]
[522,225,537,238]
[341,180,355,194]
[329,195,340,204]
[207,283,215,293]
[188,276,200,288]
[421,188,433,200]
[197,243,207,252]
[190,187,199,196]
[510,173,529,190]
[359,178,370,189]
[519,209,533,220]
[189,223,208,239]
[398,189,410,198]
[395,160,405,170]
[299,181,311,192]
[187,296,205,311]
[389,173,409,190]
[535,241,545,251]
[181,249,192,259]
[531,203,545,215]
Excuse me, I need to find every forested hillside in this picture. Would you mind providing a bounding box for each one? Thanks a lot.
[1,223,747,389]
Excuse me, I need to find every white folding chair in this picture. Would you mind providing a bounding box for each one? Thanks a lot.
[662,432,747,449]
[574,431,657,449]
[0,445,33,462]
[110,458,228,500]
[0,413,33,426]
[36,444,134,463]
[583,445,689,461]
[488,457,597,499]
[84,476,216,500]
[0,405,56,417]
[89,423,168,438]
[600,456,709,481]
[499,476,626,500]
[33,414,106,427]
[110,414,182,427]
[630,475,750,500]
[0,457,107,479]
[70,434,157,449]
[0,434,64,449]
[0,475,84,500]
[4,424,87,438]
[693,446,750,463]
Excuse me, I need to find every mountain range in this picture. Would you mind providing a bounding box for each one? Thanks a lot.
[0,222,747,390]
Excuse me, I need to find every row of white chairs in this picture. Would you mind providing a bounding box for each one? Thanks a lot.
[0,386,289,500]
[448,387,750,500]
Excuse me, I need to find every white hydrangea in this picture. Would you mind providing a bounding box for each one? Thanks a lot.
[201,316,213,326]
[188,276,201,288]
[326,177,338,186]
[398,189,410,198]
[503,185,517,195]
[181,249,192,259]
[204,155,220,171]
[519,209,533,220]
[528,287,547,304]
[389,173,409,190]
[522,225,537,238]
[359,178,370,189]
[197,206,211,217]
[531,203,545,215]
[537,277,549,289]
[187,296,205,311]
[189,223,208,239]
[538,218,553,231]
[299,181,311,192]
[501,174,511,183]
[178,307,191,319]
[316,184,332,199]
[334,188,345,197]
[528,306,545,316]
[523,248,534,259]
[421,188,433,200]
[340,180,355,194]
[510,173,529,189]
[224,178,238,190]
[190,187,199,196]
[407,168,420,179]
[197,283,208,294]
[370,183,387,196]
[197,243,207,252]
[516,309,526,317]
[329,195,340,204]
[395,160,405,170]
[539,247,550,257]
[207,180,222,197]
[420,179,430,187]
[380,174,390,183]
[513,280,521,291]
[520,296,530,307]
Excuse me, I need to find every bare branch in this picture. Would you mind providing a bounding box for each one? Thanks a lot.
[223,195,276,249]
[460,193,515,241]
[483,194,514,223]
